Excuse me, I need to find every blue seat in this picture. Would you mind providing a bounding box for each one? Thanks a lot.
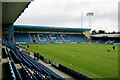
[49,34,63,43]
[3,40,65,80]
[14,33,31,43]
[21,63,37,80]
[22,52,64,80]
[72,34,88,42]
[35,34,49,43]
[34,71,46,80]
[10,50,22,63]
[60,34,72,42]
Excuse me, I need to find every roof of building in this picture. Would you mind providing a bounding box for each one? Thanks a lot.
[3,2,31,25]
[90,34,120,37]
[14,25,91,32]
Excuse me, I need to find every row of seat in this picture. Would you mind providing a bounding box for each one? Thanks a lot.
[22,52,64,80]
[92,40,120,44]
[3,47,22,80]
[11,49,43,80]
[2,39,65,80]
[14,33,88,43]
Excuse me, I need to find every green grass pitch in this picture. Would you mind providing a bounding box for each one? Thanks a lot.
[21,43,118,78]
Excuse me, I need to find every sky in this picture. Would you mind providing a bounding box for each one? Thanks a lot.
[14,0,119,32]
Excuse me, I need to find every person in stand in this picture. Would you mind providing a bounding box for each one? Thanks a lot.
[37,53,39,60]
[34,52,35,58]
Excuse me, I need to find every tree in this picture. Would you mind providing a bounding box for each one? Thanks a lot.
[91,30,97,35]
[112,31,116,34]
[98,30,105,34]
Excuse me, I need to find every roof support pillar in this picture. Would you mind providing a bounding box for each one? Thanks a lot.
[8,23,14,43]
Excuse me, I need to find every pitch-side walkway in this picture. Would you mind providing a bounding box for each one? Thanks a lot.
[30,53,76,80]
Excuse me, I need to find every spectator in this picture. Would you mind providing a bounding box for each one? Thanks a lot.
[37,53,39,60]
[34,52,36,58]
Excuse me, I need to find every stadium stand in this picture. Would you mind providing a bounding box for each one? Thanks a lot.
[90,34,120,44]
[2,39,65,80]
[49,34,63,43]
[13,25,91,44]
[3,47,22,80]
[30,33,36,43]
[14,33,31,44]
[71,34,88,43]
[33,33,49,44]
[60,34,72,42]
[14,33,88,44]
[38,34,49,43]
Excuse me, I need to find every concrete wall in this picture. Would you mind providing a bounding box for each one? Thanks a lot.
[83,30,90,39]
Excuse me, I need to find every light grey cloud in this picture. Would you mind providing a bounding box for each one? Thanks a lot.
[15,0,119,32]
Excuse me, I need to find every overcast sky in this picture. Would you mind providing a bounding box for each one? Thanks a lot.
[14,0,119,32]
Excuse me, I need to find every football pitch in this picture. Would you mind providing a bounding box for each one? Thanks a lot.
[21,43,118,78]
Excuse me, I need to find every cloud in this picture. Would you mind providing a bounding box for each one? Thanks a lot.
[15,0,119,32]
